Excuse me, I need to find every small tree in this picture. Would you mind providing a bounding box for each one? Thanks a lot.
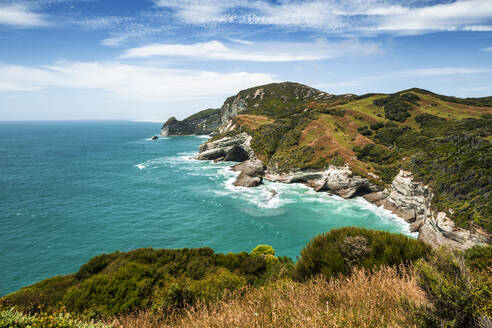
[251,245,275,257]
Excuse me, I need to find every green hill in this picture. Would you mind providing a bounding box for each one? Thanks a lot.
[211,82,492,231]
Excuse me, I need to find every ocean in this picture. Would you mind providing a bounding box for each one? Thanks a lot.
[0,121,414,296]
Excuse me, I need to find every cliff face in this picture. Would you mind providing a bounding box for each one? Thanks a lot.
[382,170,490,249]
[187,81,491,249]
[161,108,221,136]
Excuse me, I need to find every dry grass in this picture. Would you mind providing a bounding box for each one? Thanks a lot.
[113,266,427,328]
[235,114,274,130]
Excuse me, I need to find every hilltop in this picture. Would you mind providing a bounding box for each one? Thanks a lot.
[183,82,491,249]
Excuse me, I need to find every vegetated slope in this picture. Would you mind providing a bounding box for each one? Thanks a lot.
[0,228,428,319]
[161,108,221,135]
[117,267,427,328]
[213,82,492,231]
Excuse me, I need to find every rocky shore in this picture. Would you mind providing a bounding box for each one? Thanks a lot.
[194,132,490,250]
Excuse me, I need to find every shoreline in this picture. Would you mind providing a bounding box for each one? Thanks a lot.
[194,132,490,250]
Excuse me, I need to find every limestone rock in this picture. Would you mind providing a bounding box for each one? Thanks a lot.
[265,165,379,199]
[232,159,265,187]
[382,170,490,250]
[196,132,253,162]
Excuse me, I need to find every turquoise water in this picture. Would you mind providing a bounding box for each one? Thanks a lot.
[0,121,414,296]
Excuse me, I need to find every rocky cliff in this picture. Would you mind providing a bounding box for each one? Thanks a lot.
[182,81,492,249]
[381,170,490,249]
[161,108,221,136]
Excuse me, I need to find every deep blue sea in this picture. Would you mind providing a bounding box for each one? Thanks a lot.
[0,121,415,296]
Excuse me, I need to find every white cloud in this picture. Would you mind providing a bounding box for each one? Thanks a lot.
[0,61,276,100]
[463,25,492,31]
[77,16,131,30]
[483,47,492,52]
[154,0,492,35]
[121,39,380,62]
[374,0,492,33]
[0,4,48,27]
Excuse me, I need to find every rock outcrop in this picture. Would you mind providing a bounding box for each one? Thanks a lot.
[265,165,380,199]
[382,170,490,249]
[232,160,265,187]
[161,108,221,136]
[195,132,253,162]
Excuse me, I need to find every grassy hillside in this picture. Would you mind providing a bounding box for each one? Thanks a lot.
[212,83,492,231]
[2,230,490,328]
[1,229,428,318]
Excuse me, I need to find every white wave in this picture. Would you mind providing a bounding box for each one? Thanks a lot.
[349,197,417,237]
[197,135,210,139]
[135,163,146,170]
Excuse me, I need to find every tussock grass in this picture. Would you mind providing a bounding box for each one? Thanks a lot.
[113,266,427,328]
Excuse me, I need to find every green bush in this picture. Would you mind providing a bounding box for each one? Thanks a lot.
[370,122,384,130]
[373,93,419,122]
[189,268,246,303]
[295,227,430,281]
[414,247,492,328]
[251,245,275,256]
[464,245,492,271]
[354,143,397,165]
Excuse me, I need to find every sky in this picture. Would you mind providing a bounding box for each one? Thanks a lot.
[0,0,492,121]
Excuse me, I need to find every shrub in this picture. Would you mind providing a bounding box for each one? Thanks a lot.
[370,122,384,130]
[189,268,246,303]
[464,245,492,271]
[373,93,418,122]
[250,245,275,256]
[414,247,492,328]
[295,227,430,281]
[354,143,397,165]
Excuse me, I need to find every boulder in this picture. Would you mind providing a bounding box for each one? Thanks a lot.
[233,173,262,187]
[232,159,265,187]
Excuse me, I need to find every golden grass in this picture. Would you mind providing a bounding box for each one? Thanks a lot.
[235,114,274,130]
[113,266,427,328]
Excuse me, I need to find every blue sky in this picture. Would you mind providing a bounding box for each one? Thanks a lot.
[1,0,492,121]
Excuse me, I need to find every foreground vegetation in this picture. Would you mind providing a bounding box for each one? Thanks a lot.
[2,227,490,327]
[116,266,427,328]
[212,83,492,231]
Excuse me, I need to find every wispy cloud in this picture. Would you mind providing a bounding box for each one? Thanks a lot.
[483,47,492,52]
[373,0,492,33]
[154,0,492,35]
[77,16,132,30]
[0,61,276,100]
[121,39,380,62]
[0,4,49,27]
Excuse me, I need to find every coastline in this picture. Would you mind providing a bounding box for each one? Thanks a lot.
[194,133,490,250]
